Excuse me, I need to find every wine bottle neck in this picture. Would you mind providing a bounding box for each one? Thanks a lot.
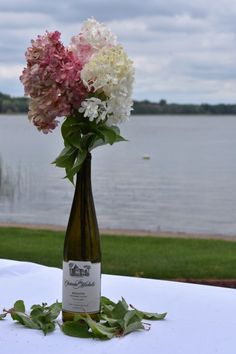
[75,152,92,190]
[64,151,100,262]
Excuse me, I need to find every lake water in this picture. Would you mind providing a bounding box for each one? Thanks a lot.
[0,114,236,237]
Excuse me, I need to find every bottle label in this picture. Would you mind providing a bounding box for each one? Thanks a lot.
[62,261,101,313]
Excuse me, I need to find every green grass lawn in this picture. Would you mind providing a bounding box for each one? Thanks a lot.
[0,227,236,280]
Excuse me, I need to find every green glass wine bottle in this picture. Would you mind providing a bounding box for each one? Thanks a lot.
[62,153,101,322]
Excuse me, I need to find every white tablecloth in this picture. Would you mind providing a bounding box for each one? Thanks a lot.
[0,259,235,354]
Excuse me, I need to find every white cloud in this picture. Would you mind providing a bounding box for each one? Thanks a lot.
[0,0,235,103]
[0,64,22,79]
[0,11,51,28]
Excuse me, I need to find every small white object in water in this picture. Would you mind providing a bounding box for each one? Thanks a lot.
[142,155,150,160]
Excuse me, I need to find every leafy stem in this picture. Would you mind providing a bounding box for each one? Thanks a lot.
[61,296,167,339]
[0,297,167,339]
[0,300,62,335]
[52,113,127,183]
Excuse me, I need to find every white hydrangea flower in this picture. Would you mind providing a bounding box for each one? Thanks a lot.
[106,95,133,125]
[82,18,117,49]
[81,46,134,93]
[80,45,134,125]
[79,97,108,122]
[70,18,117,63]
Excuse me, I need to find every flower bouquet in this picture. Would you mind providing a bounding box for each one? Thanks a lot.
[20,18,134,182]
[20,18,135,321]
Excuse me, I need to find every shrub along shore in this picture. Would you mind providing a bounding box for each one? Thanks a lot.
[1,91,236,115]
[0,226,235,288]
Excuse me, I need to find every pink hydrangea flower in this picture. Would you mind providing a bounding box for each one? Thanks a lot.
[20,31,87,133]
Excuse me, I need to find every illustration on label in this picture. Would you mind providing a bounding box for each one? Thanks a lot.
[69,262,91,277]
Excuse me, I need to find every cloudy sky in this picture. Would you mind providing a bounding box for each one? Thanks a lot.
[0,0,235,103]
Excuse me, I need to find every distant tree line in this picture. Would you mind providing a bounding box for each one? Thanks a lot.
[0,92,28,114]
[132,99,236,115]
[0,92,235,115]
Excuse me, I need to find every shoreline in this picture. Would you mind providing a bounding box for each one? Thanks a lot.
[0,222,235,242]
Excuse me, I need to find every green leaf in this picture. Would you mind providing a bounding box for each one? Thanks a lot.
[143,311,167,320]
[12,311,40,329]
[85,315,117,340]
[123,320,144,336]
[53,146,77,169]
[100,314,120,327]
[34,317,56,336]
[123,310,142,327]
[61,122,83,150]
[88,137,107,151]
[130,305,167,320]
[14,300,25,313]
[61,320,92,338]
[109,125,127,142]
[29,302,62,335]
[42,322,56,335]
[30,307,43,318]
[68,149,87,178]
[99,125,118,145]
[47,301,62,320]
[65,131,82,149]
[80,133,97,151]
[111,297,129,319]
[100,304,114,318]
[61,116,99,146]
[10,300,27,324]
[101,296,116,308]
[0,313,7,320]
[64,149,87,184]
[65,168,75,184]
[61,115,80,127]
[100,300,147,338]
[96,124,126,146]
[121,311,145,335]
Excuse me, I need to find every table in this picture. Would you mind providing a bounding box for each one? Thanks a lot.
[0,259,235,354]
